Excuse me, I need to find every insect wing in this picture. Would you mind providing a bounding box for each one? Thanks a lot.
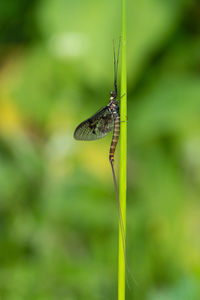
[74,106,114,140]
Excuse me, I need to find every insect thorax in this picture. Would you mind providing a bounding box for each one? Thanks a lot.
[108,96,119,117]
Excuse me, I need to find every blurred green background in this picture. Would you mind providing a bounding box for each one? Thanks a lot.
[0,0,200,299]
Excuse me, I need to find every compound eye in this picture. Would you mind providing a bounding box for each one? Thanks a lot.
[110,91,115,96]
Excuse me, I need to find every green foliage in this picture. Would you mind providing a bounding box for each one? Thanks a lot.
[0,0,200,299]
[0,0,40,49]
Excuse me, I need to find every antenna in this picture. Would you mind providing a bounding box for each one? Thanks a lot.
[113,38,121,97]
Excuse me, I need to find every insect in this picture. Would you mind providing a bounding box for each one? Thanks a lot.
[74,41,128,284]
[74,41,120,164]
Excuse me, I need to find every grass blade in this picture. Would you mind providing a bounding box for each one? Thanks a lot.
[118,0,127,298]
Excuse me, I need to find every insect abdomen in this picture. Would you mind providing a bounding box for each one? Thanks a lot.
[109,114,120,162]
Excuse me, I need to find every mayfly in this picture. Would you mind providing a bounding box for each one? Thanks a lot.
[74,41,127,283]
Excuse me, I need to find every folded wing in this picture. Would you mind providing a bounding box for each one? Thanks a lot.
[74,106,114,140]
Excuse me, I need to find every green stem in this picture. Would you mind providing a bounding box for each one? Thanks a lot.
[118,0,127,299]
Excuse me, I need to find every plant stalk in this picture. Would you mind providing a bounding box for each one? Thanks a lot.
[118,0,127,298]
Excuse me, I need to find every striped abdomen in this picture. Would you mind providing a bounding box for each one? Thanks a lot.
[109,112,120,162]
